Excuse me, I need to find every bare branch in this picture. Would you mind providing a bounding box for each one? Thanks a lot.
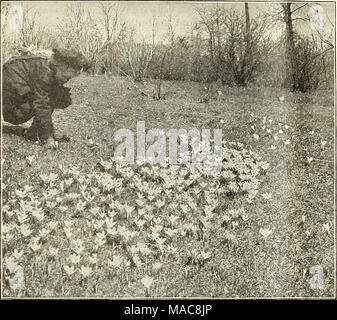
[290,3,308,14]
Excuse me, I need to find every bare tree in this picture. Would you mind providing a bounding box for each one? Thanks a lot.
[194,5,270,86]
[99,2,126,42]
[1,2,14,60]
[2,4,53,60]
[166,8,175,45]
[194,6,219,80]
[281,3,297,90]
[96,3,128,75]
[314,26,334,87]
[114,12,157,83]
[242,3,252,85]
[279,3,334,91]
[57,3,104,70]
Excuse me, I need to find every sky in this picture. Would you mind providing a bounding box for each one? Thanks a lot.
[2,1,335,42]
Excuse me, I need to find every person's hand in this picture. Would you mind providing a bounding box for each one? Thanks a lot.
[54,134,70,142]
[45,137,58,149]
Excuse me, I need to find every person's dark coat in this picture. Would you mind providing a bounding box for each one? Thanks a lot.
[3,55,73,140]
[3,49,90,142]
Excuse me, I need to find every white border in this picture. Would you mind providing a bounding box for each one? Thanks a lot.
[0,0,336,300]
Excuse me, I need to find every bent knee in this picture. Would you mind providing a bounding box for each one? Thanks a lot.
[2,103,33,125]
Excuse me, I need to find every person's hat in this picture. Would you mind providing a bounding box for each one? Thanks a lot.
[52,48,91,71]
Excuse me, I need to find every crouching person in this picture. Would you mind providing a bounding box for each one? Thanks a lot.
[3,48,91,149]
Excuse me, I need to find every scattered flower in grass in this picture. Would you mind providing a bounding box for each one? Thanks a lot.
[48,247,59,257]
[165,228,178,238]
[241,213,249,222]
[92,219,105,230]
[29,239,42,252]
[129,245,138,255]
[16,210,29,223]
[262,193,272,200]
[64,219,73,228]
[105,217,116,229]
[109,255,123,268]
[64,178,74,186]
[106,226,118,236]
[138,242,152,255]
[12,249,24,260]
[79,265,93,277]
[90,206,100,216]
[20,224,32,237]
[89,254,98,265]
[15,190,28,198]
[68,254,82,264]
[25,155,35,166]
[64,227,73,239]
[259,227,273,239]
[65,193,80,201]
[64,265,76,276]
[322,223,330,235]
[72,240,85,255]
[31,208,45,221]
[307,157,313,164]
[76,201,86,212]
[260,161,270,170]
[40,173,58,185]
[5,256,17,271]
[38,228,51,238]
[3,231,15,242]
[141,275,154,291]
[132,255,143,268]
[283,139,290,145]
[68,166,81,176]
[155,237,166,247]
[199,250,212,260]
[48,221,58,230]
[95,232,107,247]
[152,262,163,271]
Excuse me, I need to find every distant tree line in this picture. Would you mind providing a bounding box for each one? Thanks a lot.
[1,2,334,92]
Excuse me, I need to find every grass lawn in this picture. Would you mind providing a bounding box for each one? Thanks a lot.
[2,74,334,297]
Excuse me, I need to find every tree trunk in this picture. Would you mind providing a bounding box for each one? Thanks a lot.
[240,2,251,86]
[281,3,296,91]
[245,3,250,39]
[216,11,222,81]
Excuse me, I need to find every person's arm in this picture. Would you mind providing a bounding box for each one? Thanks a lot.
[29,58,56,143]
[50,85,72,109]
[32,84,55,142]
